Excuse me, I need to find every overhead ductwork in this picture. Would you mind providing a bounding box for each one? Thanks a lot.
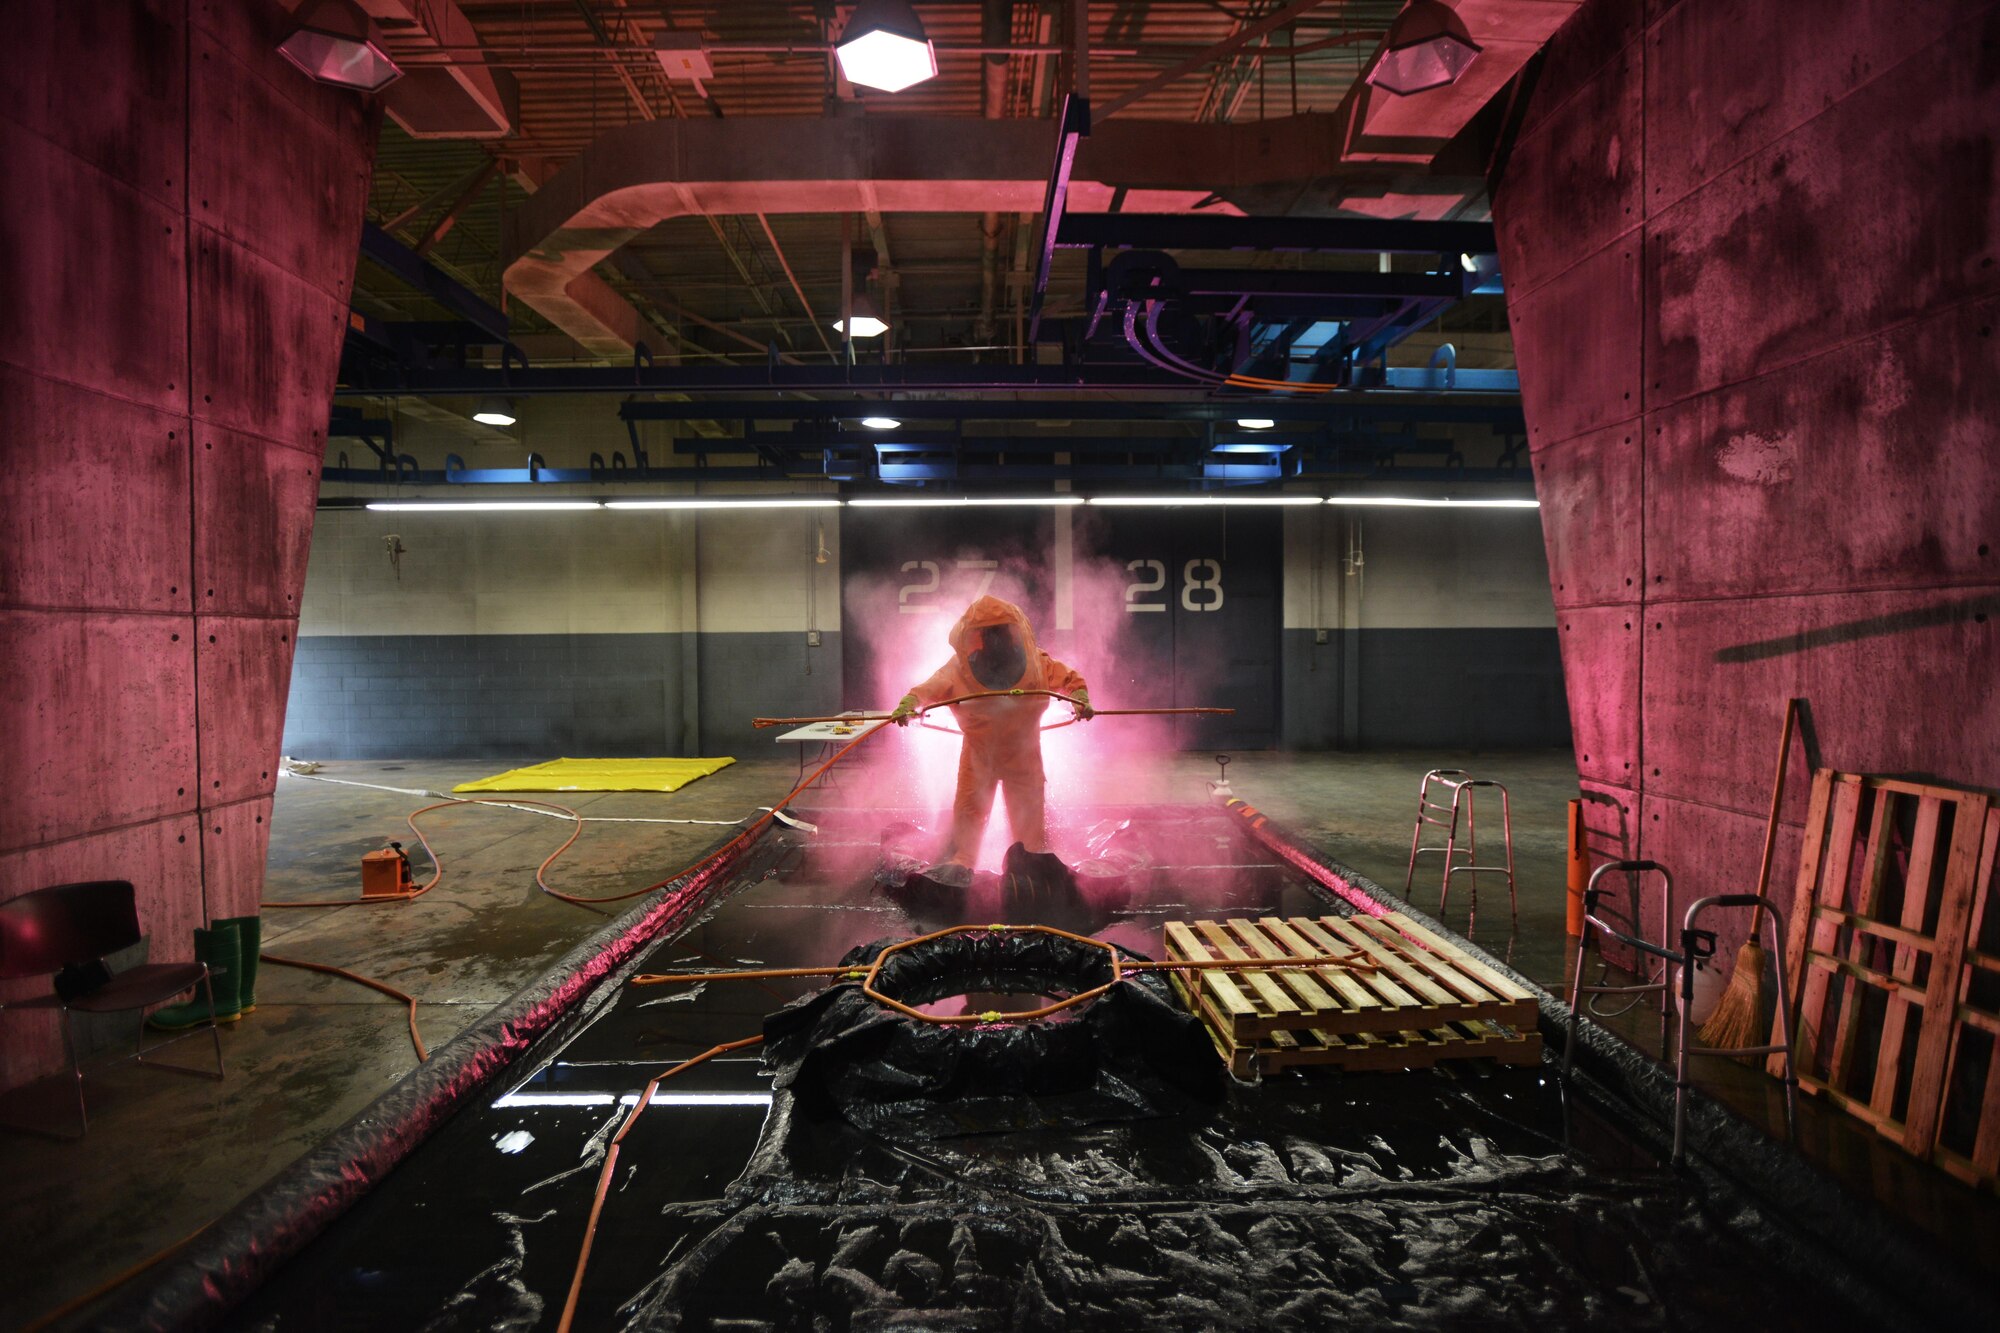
[357,0,517,139]
[502,114,1489,357]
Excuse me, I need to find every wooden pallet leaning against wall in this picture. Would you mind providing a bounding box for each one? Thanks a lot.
[1934,804,2000,1191]
[1163,914,1541,1078]
[1771,769,1995,1175]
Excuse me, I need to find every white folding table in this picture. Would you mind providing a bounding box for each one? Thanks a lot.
[772,713,887,783]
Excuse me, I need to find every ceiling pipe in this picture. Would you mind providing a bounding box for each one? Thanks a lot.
[977,0,1011,345]
[501,113,1490,357]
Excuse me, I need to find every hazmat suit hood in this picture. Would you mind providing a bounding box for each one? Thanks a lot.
[947,596,1038,690]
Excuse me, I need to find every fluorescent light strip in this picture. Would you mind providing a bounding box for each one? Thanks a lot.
[1087,495,1323,507]
[848,496,1085,508]
[1326,496,1540,509]
[493,1091,773,1108]
[364,501,602,512]
[604,498,840,510]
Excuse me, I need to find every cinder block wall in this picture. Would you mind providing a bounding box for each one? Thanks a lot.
[0,3,376,1088]
[290,498,1565,759]
[284,506,844,761]
[1281,505,1566,748]
[1493,0,2000,934]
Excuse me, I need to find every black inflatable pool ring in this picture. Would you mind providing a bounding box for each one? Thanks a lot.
[762,929,1223,1139]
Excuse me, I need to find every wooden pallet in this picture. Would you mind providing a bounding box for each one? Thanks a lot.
[1773,770,1999,1187]
[1163,914,1541,1078]
[1933,803,2000,1191]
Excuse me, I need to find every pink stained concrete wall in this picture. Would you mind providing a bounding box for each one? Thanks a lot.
[1493,0,2000,953]
[0,1,376,1090]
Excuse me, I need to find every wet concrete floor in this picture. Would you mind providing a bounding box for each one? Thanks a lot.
[232,803,1863,1330]
[1,746,1995,1326]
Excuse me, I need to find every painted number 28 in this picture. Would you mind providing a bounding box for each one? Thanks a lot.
[1125,558,1224,613]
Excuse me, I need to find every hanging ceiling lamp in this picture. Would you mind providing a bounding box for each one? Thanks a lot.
[834,291,890,339]
[1364,1,1481,97]
[835,0,939,94]
[277,0,403,93]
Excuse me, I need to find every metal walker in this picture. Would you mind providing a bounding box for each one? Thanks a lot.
[1562,859,1800,1165]
[1402,768,1517,932]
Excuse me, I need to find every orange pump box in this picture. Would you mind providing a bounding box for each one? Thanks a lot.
[361,848,414,898]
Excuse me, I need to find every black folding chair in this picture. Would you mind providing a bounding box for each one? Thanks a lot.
[0,880,225,1138]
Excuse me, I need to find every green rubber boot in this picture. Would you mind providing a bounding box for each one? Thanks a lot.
[216,915,260,1013]
[146,920,243,1031]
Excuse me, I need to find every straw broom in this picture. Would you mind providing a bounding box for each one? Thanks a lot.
[1699,698,1799,1050]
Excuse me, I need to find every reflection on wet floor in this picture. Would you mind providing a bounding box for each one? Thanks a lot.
[230,807,1876,1331]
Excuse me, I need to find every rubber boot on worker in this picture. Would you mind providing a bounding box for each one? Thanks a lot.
[146,920,244,1030]
[215,914,261,1013]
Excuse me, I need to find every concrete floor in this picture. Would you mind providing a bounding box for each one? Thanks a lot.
[1,746,1993,1326]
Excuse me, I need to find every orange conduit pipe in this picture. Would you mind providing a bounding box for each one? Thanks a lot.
[753,687,1232,729]
[555,1034,767,1333]
[261,953,430,1062]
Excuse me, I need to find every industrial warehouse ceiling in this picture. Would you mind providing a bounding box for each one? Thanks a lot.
[337,1,1566,491]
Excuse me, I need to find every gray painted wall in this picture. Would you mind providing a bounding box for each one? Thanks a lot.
[283,631,842,760]
[287,495,1565,758]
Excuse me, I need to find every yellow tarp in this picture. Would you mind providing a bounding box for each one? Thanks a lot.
[452,757,736,794]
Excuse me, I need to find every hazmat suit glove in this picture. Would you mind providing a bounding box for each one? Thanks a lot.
[891,693,920,727]
[1069,687,1094,721]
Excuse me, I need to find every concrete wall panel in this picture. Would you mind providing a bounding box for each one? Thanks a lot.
[1495,38,1641,300]
[188,227,348,449]
[1643,592,2000,817]
[1532,422,1644,609]
[1648,298,2000,602]
[195,428,322,618]
[0,1,374,1091]
[0,611,197,850]
[202,796,274,922]
[189,28,372,301]
[197,617,297,808]
[188,0,374,141]
[0,365,190,614]
[1508,239,1641,447]
[1578,778,1639,867]
[1557,605,1640,788]
[0,119,186,412]
[1646,9,2000,405]
[0,813,203,1090]
[0,0,186,209]
[1638,792,1803,973]
[1644,0,1992,211]
[1517,0,1642,137]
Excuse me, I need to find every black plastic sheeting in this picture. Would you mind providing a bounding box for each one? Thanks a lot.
[1228,802,1999,1332]
[94,827,763,1332]
[764,932,1223,1138]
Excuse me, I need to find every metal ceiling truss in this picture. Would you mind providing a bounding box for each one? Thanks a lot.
[324,399,1525,491]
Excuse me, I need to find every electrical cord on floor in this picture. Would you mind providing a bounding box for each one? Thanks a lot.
[19,1221,215,1333]
[555,1035,766,1333]
[261,953,429,1062]
[278,769,814,830]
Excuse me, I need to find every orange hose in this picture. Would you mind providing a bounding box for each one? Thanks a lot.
[753,688,1232,729]
[555,1035,766,1333]
[261,953,428,1062]
[19,1222,214,1333]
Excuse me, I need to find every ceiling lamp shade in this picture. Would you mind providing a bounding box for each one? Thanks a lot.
[835,0,939,93]
[277,0,403,93]
[834,291,889,339]
[1364,1,1481,97]
[471,397,516,427]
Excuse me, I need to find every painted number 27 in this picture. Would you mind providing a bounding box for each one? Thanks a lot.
[1125,558,1224,613]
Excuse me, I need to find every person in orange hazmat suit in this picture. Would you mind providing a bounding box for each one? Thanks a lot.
[890,595,1091,873]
